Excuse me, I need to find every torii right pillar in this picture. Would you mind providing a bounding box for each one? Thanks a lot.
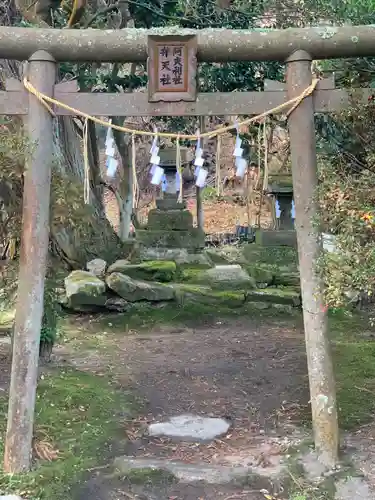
[286,50,339,468]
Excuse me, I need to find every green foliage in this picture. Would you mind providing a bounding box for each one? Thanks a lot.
[0,122,30,247]
[317,97,375,308]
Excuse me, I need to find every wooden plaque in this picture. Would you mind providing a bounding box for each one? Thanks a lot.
[147,35,197,103]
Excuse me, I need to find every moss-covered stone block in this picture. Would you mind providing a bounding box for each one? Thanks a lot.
[181,265,256,290]
[173,283,246,308]
[242,244,298,266]
[106,272,175,302]
[245,287,301,306]
[255,229,297,248]
[108,260,176,282]
[136,228,205,250]
[245,264,275,285]
[139,247,213,268]
[147,209,193,231]
[65,270,106,299]
[273,266,300,287]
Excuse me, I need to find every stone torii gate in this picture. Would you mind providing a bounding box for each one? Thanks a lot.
[0,24,373,474]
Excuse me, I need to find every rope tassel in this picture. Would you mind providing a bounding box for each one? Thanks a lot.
[216,135,222,197]
[83,117,90,205]
[176,136,183,203]
[131,133,139,209]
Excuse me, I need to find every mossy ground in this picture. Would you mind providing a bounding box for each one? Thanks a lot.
[0,366,135,499]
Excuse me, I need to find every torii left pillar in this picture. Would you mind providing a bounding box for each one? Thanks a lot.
[4,51,56,473]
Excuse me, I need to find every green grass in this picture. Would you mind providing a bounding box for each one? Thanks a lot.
[328,310,375,429]
[0,367,135,499]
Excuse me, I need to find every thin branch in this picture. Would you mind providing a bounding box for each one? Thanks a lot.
[83,4,120,28]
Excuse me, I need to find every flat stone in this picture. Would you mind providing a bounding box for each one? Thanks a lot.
[245,288,301,306]
[140,247,212,268]
[0,497,23,500]
[108,260,176,282]
[148,414,230,441]
[106,273,174,302]
[197,265,256,290]
[113,456,250,484]
[335,476,374,500]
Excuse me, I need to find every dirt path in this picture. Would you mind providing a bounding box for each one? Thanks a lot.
[55,316,310,499]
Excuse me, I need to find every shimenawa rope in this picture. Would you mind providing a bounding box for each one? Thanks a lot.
[23,76,319,140]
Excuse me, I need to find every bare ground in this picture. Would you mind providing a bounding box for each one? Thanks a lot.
[53,315,311,499]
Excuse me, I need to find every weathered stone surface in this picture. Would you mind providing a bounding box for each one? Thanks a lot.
[156,199,186,211]
[245,287,301,306]
[140,247,212,268]
[66,293,107,312]
[147,208,193,231]
[104,297,130,312]
[205,246,248,265]
[273,268,300,287]
[246,264,274,285]
[255,229,297,247]
[194,265,256,290]
[108,260,176,282]
[242,244,298,266]
[113,456,253,484]
[136,228,205,250]
[107,259,130,273]
[148,414,231,441]
[86,258,107,278]
[65,270,106,299]
[175,252,213,268]
[173,283,245,308]
[106,273,174,302]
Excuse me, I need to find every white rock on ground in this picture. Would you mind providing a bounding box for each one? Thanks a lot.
[86,258,107,277]
[148,414,231,441]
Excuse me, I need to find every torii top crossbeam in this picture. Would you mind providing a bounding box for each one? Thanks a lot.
[0,25,375,62]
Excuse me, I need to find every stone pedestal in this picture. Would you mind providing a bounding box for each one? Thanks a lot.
[137,195,205,250]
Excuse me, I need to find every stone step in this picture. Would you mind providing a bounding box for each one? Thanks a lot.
[113,456,268,485]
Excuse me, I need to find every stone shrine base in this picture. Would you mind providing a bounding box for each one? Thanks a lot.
[255,229,297,247]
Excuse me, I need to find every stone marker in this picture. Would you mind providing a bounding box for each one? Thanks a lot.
[148,414,231,441]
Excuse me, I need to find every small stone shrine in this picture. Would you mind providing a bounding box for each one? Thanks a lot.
[256,175,297,247]
[136,148,206,252]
